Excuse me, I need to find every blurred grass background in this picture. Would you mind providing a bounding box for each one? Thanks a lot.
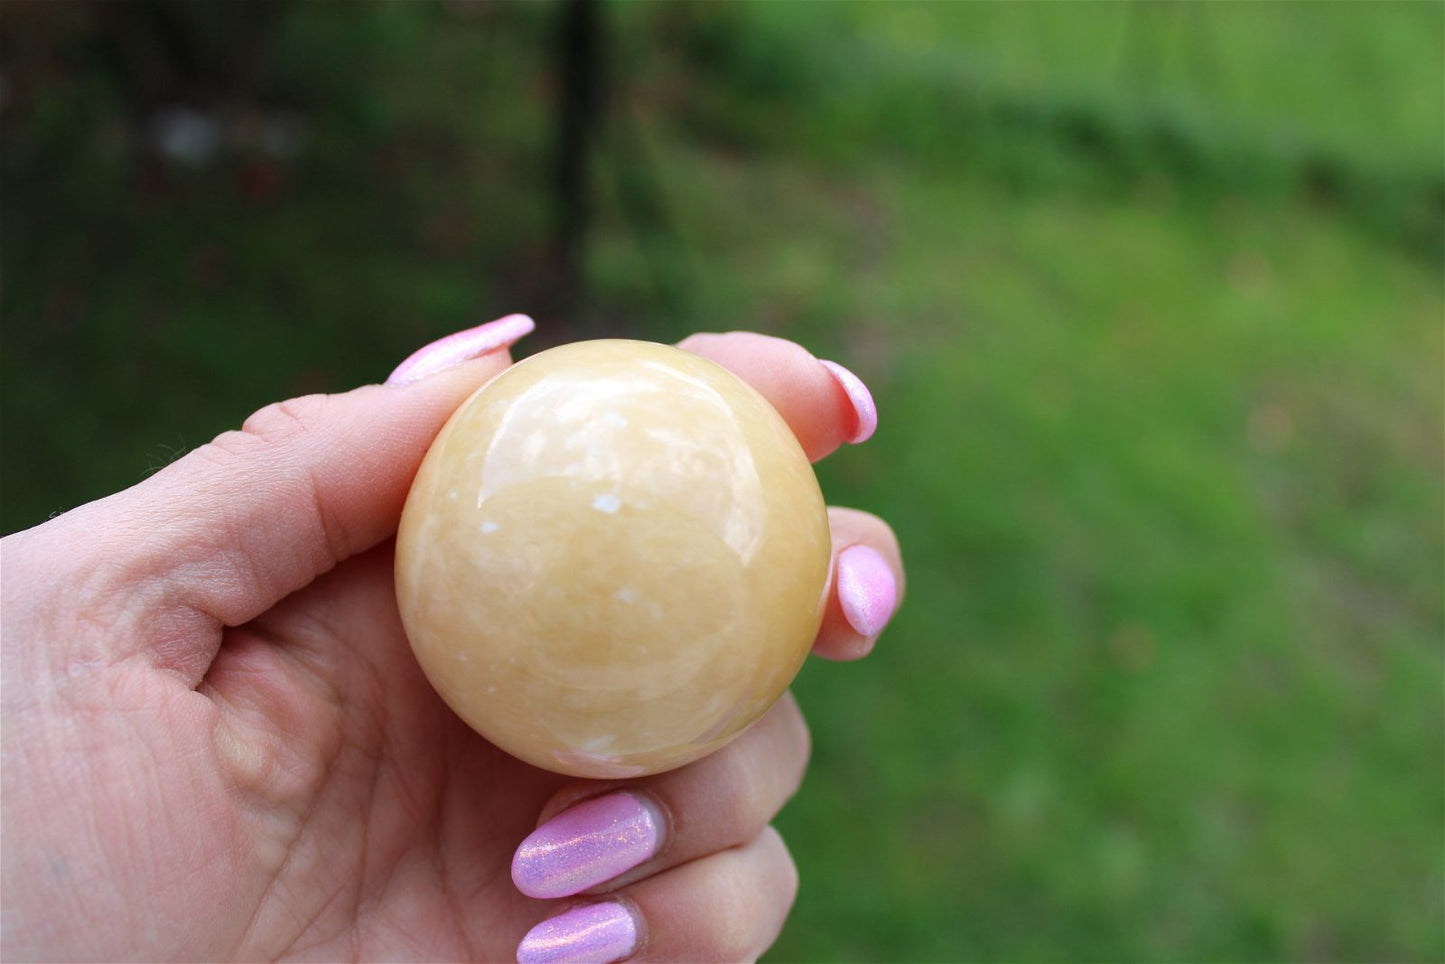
[2,2,1441,960]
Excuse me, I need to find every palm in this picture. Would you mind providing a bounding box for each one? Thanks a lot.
[156,545,564,960]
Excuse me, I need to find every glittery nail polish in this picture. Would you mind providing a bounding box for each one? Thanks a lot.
[819,359,878,444]
[387,313,535,385]
[516,901,639,964]
[512,792,664,900]
[836,543,897,637]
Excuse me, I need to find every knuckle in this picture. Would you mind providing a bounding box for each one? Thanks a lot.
[198,427,261,468]
[675,332,721,353]
[706,836,796,962]
[694,696,813,834]
[704,860,767,960]
[776,336,820,369]
[776,693,812,787]
[711,739,772,823]
[767,827,800,910]
[746,695,811,804]
[197,394,328,470]
[240,394,328,444]
[192,392,351,564]
[827,506,901,553]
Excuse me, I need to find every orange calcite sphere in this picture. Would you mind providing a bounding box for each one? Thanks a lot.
[395,340,831,778]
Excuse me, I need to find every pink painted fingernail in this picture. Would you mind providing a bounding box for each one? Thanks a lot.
[819,359,878,444]
[837,544,897,637]
[512,791,663,900]
[516,902,639,964]
[387,313,535,385]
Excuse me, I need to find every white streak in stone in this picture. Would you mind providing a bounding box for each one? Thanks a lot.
[582,734,616,753]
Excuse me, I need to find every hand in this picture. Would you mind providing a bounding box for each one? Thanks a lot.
[1,318,904,962]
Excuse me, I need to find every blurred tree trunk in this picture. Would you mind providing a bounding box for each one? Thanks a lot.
[97,0,288,116]
[550,0,606,329]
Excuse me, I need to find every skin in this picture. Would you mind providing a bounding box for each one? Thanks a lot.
[0,331,904,962]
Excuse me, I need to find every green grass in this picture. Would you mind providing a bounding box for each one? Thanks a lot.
[756,171,1442,960]
[2,2,1441,960]
[840,2,1443,171]
[636,1,1443,173]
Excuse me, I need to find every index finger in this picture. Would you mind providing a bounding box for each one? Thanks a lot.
[678,332,877,462]
[679,332,902,658]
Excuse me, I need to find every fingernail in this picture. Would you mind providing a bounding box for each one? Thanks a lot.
[516,902,639,964]
[386,313,535,385]
[512,791,663,900]
[819,359,878,443]
[837,544,897,637]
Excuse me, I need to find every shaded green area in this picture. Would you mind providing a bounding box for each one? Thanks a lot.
[3,3,1441,961]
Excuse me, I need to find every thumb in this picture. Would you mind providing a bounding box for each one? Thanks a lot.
[86,315,534,638]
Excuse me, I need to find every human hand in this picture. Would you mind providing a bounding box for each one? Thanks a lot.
[0,317,904,962]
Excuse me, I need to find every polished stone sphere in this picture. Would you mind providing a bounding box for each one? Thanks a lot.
[395,340,831,777]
